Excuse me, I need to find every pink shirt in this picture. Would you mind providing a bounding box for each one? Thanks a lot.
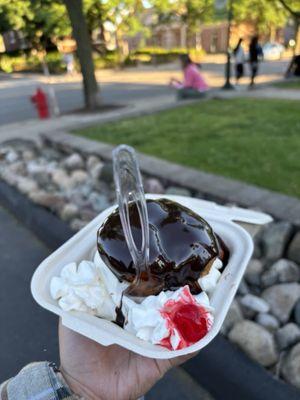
[183,64,209,91]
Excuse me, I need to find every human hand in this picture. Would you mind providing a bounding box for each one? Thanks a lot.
[59,319,195,400]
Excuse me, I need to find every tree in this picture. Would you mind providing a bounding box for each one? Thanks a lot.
[0,0,69,49]
[106,0,149,59]
[63,0,100,109]
[151,0,214,48]
[84,0,109,53]
[276,0,300,53]
[233,0,289,38]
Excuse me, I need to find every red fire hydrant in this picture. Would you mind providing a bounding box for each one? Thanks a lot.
[31,88,49,119]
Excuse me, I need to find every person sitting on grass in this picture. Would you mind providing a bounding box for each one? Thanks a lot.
[170,54,209,99]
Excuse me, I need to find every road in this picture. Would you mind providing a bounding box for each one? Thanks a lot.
[0,58,289,126]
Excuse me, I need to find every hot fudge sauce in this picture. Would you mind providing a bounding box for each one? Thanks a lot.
[97,198,229,296]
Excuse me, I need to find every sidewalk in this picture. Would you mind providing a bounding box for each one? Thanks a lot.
[215,85,300,101]
[0,82,299,145]
[0,94,177,144]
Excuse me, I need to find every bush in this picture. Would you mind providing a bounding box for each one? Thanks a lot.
[93,51,121,69]
[131,47,206,65]
[0,51,65,74]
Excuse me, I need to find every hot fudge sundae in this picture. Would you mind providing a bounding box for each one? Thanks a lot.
[51,197,229,350]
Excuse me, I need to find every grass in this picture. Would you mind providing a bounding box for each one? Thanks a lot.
[273,79,300,89]
[76,98,300,198]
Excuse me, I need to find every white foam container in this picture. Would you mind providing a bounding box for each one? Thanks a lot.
[31,194,272,359]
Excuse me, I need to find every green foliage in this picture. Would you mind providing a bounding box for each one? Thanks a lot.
[233,0,289,33]
[131,46,205,64]
[0,0,69,47]
[150,0,214,36]
[0,50,65,73]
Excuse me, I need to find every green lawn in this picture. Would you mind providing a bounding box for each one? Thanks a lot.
[76,98,300,198]
[273,79,300,89]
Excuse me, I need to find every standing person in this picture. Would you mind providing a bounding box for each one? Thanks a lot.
[170,54,209,99]
[63,53,75,75]
[233,38,245,85]
[249,36,263,87]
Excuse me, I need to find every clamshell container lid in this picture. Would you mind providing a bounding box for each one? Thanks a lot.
[31,195,272,359]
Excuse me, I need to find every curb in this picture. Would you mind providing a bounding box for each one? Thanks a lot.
[0,181,73,249]
[0,180,300,400]
[41,131,300,227]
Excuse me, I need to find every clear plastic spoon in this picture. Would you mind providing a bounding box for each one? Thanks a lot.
[112,144,150,297]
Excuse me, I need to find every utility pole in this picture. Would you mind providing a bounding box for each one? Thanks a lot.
[222,0,234,90]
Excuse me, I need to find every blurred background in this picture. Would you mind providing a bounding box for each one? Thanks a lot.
[0,1,300,399]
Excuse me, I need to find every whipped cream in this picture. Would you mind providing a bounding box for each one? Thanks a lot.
[93,251,129,306]
[124,285,213,350]
[52,252,217,350]
[198,258,223,294]
[50,260,116,320]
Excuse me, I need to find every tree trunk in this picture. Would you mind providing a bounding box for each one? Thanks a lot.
[295,20,300,54]
[63,0,100,110]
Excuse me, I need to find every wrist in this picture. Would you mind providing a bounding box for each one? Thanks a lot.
[60,367,103,400]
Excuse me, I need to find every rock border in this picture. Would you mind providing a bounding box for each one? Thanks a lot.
[41,131,300,227]
[0,177,300,400]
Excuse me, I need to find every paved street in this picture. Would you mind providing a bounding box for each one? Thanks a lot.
[0,205,58,382]
[0,58,289,125]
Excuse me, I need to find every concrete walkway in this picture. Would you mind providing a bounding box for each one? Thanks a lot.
[0,94,177,144]
[215,85,300,101]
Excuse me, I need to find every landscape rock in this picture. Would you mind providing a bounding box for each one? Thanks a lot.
[144,178,164,194]
[69,170,88,187]
[5,150,19,163]
[80,208,98,221]
[262,283,300,323]
[70,218,88,232]
[240,294,270,314]
[7,161,26,175]
[245,259,263,286]
[261,259,300,287]
[29,191,65,211]
[228,321,278,367]
[89,192,110,212]
[63,153,84,170]
[86,155,101,170]
[69,183,93,200]
[100,163,114,183]
[89,161,103,180]
[165,186,192,197]
[237,279,249,295]
[27,162,51,187]
[16,177,38,195]
[2,138,37,152]
[294,299,300,326]
[22,149,36,162]
[275,323,300,350]
[0,170,19,186]
[221,299,243,335]
[261,222,292,260]
[51,169,72,190]
[60,203,79,221]
[281,343,300,389]
[42,148,62,161]
[288,232,300,265]
[255,313,280,332]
